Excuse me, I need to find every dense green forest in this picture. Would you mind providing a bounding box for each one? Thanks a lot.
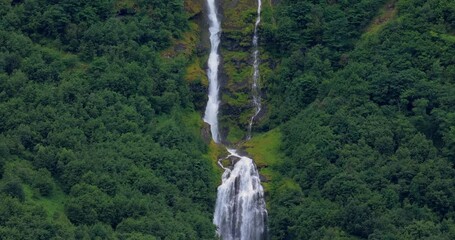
[1,0,455,239]
[0,0,217,239]
[259,0,455,239]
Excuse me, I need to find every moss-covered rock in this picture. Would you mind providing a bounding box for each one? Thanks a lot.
[217,0,261,143]
[184,0,204,18]
[181,0,275,144]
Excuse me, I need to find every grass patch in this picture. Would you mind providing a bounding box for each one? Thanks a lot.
[33,44,85,73]
[430,31,455,43]
[244,128,281,168]
[364,0,397,36]
[23,184,68,221]
[242,128,301,206]
[243,128,282,192]
[34,187,67,221]
[185,57,207,85]
[184,0,203,18]
[181,110,205,138]
[276,178,301,193]
[226,124,245,143]
[206,141,227,181]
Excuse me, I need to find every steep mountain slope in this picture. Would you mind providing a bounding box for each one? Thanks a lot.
[251,0,455,239]
[0,0,217,239]
[1,0,454,239]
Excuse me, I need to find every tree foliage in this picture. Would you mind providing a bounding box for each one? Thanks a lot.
[263,0,455,239]
[0,0,217,239]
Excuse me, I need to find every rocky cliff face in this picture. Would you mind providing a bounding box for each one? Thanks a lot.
[218,0,271,144]
[180,0,273,144]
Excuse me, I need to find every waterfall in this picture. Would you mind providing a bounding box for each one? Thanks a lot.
[213,149,268,240]
[203,0,222,143]
[247,0,262,140]
[204,0,267,239]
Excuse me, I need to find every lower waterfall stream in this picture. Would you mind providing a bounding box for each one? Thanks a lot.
[203,0,268,239]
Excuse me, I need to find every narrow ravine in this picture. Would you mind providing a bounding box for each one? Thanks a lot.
[203,0,268,239]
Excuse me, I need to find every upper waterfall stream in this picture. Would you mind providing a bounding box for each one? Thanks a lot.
[203,0,268,239]
[247,0,262,140]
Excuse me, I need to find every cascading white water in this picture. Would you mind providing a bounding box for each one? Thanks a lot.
[203,0,222,143]
[214,149,268,240]
[247,0,262,140]
[204,0,267,239]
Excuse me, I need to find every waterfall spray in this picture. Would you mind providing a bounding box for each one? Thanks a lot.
[214,148,268,240]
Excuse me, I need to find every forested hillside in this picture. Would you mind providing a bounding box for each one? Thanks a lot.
[1,0,454,239]
[0,0,217,239]
[257,0,455,239]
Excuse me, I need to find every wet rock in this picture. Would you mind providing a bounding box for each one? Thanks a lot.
[220,155,242,169]
[220,159,232,169]
[228,155,241,165]
[201,122,212,144]
[259,174,269,183]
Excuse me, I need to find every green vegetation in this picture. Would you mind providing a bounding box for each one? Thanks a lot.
[1,0,454,239]
[0,0,217,239]
[217,0,275,143]
[244,128,284,192]
[204,141,227,182]
[365,0,398,36]
[244,128,281,169]
[222,51,251,85]
[225,123,244,143]
[258,0,455,239]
